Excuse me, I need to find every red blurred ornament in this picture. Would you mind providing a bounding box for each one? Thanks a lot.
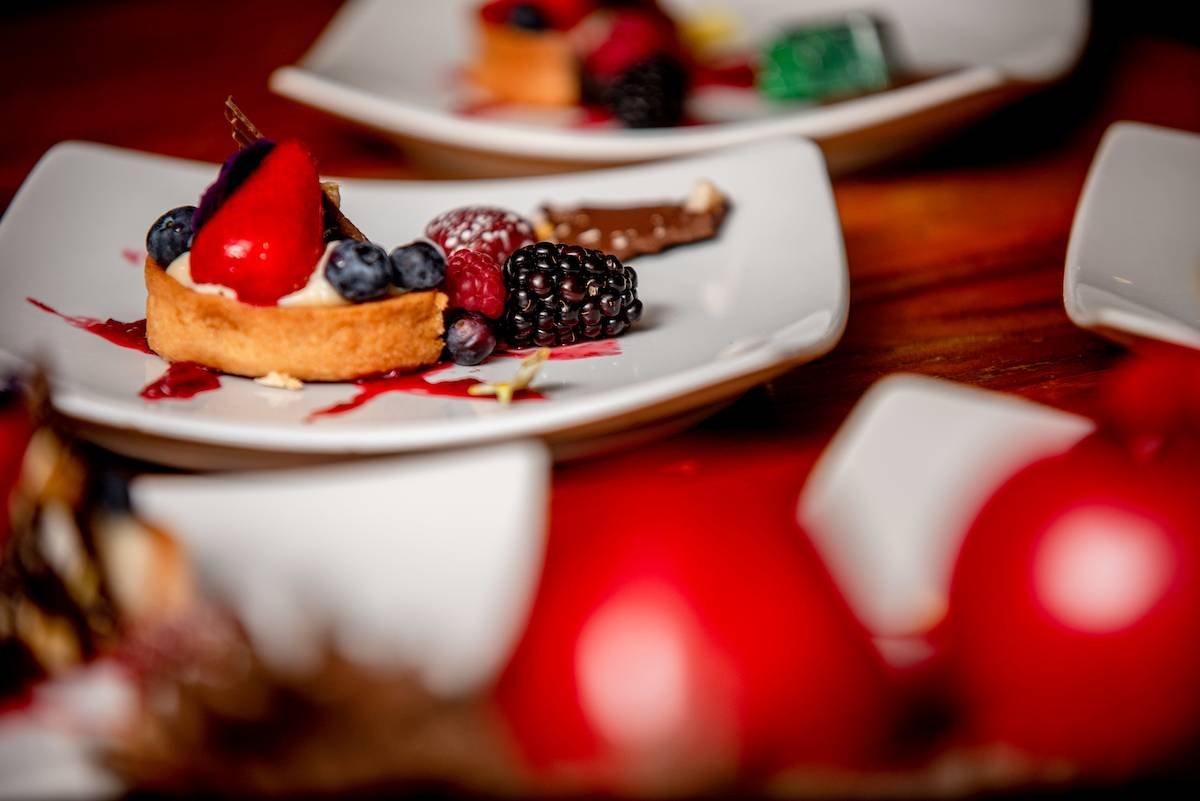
[945,424,1200,778]
[1096,342,1200,460]
[493,450,894,793]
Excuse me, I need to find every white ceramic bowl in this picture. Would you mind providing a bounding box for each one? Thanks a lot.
[1065,122,1200,350]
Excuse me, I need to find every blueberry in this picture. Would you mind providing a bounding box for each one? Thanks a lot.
[325,240,391,302]
[509,3,548,30]
[146,205,197,266]
[445,311,496,366]
[389,241,446,290]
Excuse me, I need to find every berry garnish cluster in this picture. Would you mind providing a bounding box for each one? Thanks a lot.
[429,207,642,363]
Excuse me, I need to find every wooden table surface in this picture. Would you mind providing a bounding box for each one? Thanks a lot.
[2,2,1199,541]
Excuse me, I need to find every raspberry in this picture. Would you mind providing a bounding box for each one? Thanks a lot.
[537,0,593,30]
[501,242,641,347]
[425,206,536,266]
[583,10,675,80]
[444,249,507,320]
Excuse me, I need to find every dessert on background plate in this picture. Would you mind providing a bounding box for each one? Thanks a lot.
[269,0,1089,172]
[466,0,898,129]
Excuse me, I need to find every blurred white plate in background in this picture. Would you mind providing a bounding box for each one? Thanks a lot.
[270,0,1089,174]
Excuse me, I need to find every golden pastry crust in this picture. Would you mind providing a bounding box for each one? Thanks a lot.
[144,261,447,382]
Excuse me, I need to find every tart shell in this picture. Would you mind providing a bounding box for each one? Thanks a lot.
[144,260,447,382]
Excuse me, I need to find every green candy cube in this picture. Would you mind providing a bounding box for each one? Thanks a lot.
[759,15,891,102]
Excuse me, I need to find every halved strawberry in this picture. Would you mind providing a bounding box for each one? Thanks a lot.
[189,139,325,306]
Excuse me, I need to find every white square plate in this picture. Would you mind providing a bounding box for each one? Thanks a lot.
[1064,122,1200,350]
[799,375,1093,662]
[0,138,846,466]
[270,0,1088,173]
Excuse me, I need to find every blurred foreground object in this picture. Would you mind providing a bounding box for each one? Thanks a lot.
[494,474,896,795]
[0,370,192,699]
[946,345,1200,779]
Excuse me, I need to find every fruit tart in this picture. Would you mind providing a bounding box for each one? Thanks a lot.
[143,105,447,383]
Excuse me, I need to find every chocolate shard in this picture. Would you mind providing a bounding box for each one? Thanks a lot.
[224,96,264,150]
[537,179,730,262]
[223,96,367,243]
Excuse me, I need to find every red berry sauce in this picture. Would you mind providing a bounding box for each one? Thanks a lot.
[121,248,146,266]
[309,363,545,420]
[27,298,151,354]
[139,362,221,401]
[500,339,623,361]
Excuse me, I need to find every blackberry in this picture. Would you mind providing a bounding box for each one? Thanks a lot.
[501,242,642,348]
[608,54,688,129]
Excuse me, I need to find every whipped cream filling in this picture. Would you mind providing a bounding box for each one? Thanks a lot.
[165,242,352,308]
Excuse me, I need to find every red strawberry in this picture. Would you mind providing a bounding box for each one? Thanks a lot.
[189,140,325,306]
[444,250,507,320]
[539,0,594,29]
[425,206,535,266]
[479,0,517,24]
[584,8,680,80]
[479,0,593,30]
